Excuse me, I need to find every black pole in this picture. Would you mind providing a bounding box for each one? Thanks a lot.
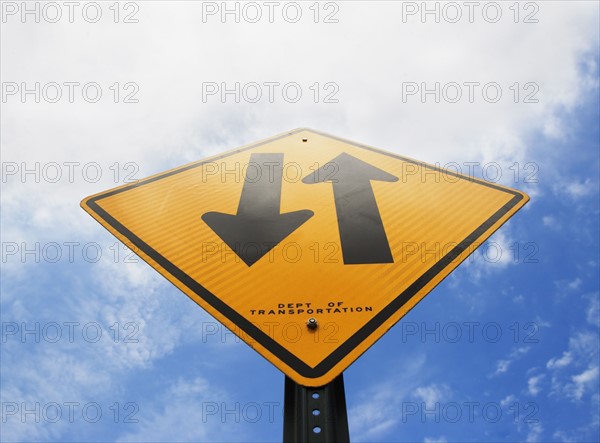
[283,374,350,443]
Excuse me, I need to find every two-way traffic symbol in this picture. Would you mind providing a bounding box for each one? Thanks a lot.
[202,152,398,266]
[81,128,529,387]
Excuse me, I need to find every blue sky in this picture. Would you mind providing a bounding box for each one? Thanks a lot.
[1,2,599,442]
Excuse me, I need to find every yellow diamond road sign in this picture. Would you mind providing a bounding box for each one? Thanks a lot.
[81,128,529,387]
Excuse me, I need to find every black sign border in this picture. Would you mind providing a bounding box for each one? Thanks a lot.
[84,128,526,381]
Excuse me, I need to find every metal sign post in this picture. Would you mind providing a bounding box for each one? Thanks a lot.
[283,374,350,443]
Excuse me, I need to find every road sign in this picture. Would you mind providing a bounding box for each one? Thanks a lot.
[81,128,529,386]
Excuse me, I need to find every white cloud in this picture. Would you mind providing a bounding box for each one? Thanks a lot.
[568,366,600,401]
[534,317,552,329]
[424,437,448,443]
[348,354,428,441]
[412,384,452,409]
[117,376,233,442]
[548,331,600,402]
[0,241,229,442]
[500,394,517,408]
[569,279,583,290]
[547,352,574,370]
[585,293,600,327]
[551,391,600,441]
[0,344,118,441]
[494,359,511,375]
[492,346,531,377]
[542,115,566,140]
[542,215,560,229]
[527,374,545,397]
[552,429,582,443]
[554,278,584,297]
[554,178,596,200]
[463,229,519,283]
[2,1,599,249]
[527,422,544,443]
[568,332,599,357]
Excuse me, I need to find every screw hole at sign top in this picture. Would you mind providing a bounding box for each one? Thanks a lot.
[312,392,319,399]
[313,426,322,434]
[302,138,308,142]
[312,409,320,416]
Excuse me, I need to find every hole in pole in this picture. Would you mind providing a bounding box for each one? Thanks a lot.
[312,392,320,399]
[312,409,320,416]
[313,426,322,434]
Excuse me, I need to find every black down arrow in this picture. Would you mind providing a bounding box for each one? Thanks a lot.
[303,152,398,264]
[202,153,313,267]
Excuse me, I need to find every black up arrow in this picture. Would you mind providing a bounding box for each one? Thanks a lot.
[202,153,313,267]
[303,152,398,264]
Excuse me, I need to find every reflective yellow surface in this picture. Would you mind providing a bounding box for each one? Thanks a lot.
[81,128,529,386]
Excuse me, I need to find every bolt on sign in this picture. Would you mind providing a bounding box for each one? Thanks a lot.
[81,128,529,387]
